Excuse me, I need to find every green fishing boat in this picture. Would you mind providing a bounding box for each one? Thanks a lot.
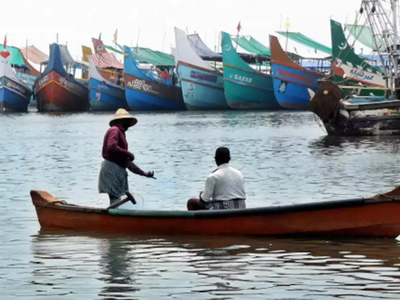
[221,32,279,109]
[331,19,386,97]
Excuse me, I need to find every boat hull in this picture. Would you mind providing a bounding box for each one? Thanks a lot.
[124,74,186,111]
[271,62,322,109]
[89,78,127,111]
[221,32,279,109]
[0,77,31,112]
[310,81,400,136]
[178,62,229,110]
[16,72,37,107]
[35,71,89,112]
[223,75,279,109]
[31,189,400,238]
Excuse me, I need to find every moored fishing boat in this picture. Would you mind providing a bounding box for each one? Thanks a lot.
[269,35,324,109]
[309,80,400,136]
[221,32,279,109]
[330,19,386,97]
[309,1,400,136]
[31,186,400,238]
[174,27,229,110]
[34,43,89,112]
[123,46,186,111]
[88,58,128,111]
[20,45,49,107]
[0,43,32,112]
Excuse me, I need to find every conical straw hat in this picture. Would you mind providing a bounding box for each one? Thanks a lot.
[109,108,138,127]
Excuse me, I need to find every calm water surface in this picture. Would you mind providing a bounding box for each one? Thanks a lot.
[1,109,400,299]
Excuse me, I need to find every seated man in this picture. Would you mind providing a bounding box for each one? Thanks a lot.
[187,147,246,210]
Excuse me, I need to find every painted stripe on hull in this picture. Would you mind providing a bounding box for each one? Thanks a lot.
[272,77,316,110]
[125,88,186,111]
[0,88,30,112]
[36,81,89,112]
[123,73,185,111]
[178,64,229,110]
[180,80,228,110]
[271,63,321,110]
[89,78,128,111]
[223,79,279,110]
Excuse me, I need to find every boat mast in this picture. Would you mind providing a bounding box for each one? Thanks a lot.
[392,0,398,82]
[361,0,400,96]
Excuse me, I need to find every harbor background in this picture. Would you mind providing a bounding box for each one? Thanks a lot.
[1,110,400,298]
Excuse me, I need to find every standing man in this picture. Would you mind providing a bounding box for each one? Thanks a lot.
[187,147,246,210]
[99,108,155,205]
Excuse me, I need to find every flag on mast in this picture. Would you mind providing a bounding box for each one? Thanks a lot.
[285,18,290,29]
[113,29,118,43]
[237,21,241,32]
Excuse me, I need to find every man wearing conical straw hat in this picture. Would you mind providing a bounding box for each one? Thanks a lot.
[98,108,155,205]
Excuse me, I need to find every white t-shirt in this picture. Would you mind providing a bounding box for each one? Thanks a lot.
[201,163,246,202]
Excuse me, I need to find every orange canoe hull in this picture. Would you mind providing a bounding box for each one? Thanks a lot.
[31,189,400,238]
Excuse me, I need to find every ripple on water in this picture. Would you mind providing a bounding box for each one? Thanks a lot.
[2,111,400,298]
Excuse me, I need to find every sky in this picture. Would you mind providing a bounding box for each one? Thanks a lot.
[0,0,366,60]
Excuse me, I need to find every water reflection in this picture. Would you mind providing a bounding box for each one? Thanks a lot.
[309,135,400,156]
[30,230,400,299]
[98,238,139,299]
[4,110,400,298]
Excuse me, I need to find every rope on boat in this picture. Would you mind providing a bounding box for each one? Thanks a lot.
[133,193,144,209]
[312,111,327,134]
[374,194,400,202]
[37,200,68,211]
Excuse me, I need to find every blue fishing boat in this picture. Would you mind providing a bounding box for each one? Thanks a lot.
[0,45,32,112]
[16,71,36,106]
[174,27,229,110]
[123,46,186,111]
[88,60,127,111]
[269,35,324,109]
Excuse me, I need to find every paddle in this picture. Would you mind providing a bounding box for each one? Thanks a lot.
[107,191,137,209]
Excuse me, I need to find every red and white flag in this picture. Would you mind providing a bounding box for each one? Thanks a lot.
[237,21,241,32]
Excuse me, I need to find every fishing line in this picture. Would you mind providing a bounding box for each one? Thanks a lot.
[132,192,144,209]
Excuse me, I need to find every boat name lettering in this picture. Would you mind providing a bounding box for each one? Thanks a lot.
[350,68,374,81]
[16,72,35,85]
[190,71,217,82]
[59,77,68,87]
[98,83,109,90]
[231,74,253,84]
[38,75,49,87]
[276,68,313,84]
[6,79,26,94]
[127,79,152,93]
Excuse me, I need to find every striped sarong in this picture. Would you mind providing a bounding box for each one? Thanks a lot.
[98,160,128,199]
[205,199,246,210]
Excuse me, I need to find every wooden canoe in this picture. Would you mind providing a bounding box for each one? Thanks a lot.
[31,187,400,238]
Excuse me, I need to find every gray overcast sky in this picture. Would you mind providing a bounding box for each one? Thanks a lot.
[1,0,364,59]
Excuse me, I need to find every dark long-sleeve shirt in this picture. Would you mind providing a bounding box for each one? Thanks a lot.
[102,124,146,176]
